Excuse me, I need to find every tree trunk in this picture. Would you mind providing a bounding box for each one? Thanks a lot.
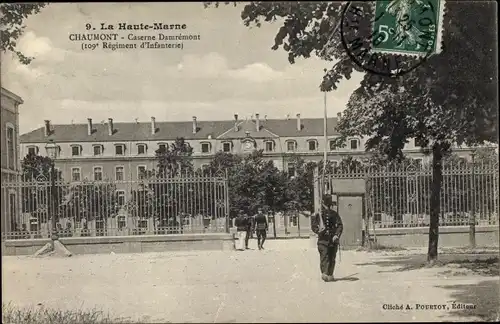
[427,145,443,263]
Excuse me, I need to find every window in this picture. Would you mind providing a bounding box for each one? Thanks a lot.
[93,145,102,156]
[264,141,274,152]
[137,144,146,155]
[287,163,296,178]
[329,140,337,151]
[414,158,423,168]
[350,139,359,150]
[93,166,103,181]
[115,166,124,181]
[286,141,297,152]
[415,138,425,148]
[222,142,232,152]
[332,161,338,168]
[201,164,210,170]
[115,144,125,155]
[201,142,211,153]
[117,216,126,229]
[289,215,298,227]
[137,166,147,179]
[71,145,82,156]
[6,126,15,168]
[27,146,38,156]
[116,190,126,207]
[308,140,317,151]
[158,143,167,152]
[71,168,81,182]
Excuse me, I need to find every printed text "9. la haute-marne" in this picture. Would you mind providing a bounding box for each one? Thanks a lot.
[86,22,188,31]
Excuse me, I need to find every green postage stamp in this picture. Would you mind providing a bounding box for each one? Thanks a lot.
[371,0,445,56]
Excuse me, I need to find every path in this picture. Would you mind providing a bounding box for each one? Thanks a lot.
[2,240,498,322]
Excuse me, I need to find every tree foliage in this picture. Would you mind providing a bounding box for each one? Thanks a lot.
[0,3,48,64]
[21,153,61,181]
[156,137,194,177]
[207,1,498,262]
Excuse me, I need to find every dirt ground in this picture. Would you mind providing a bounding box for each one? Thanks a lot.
[2,240,499,323]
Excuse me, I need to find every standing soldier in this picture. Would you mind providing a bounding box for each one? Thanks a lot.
[244,212,255,249]
[312,195,343,282]
[254,207,268,250]
[234,210,248,251]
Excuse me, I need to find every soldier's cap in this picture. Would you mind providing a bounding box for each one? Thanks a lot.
[322,195,333,206]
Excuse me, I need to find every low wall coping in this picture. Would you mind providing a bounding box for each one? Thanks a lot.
[3,233,234,247]
[373,225,498,236]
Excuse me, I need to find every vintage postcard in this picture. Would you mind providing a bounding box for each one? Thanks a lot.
[1,1,498,323]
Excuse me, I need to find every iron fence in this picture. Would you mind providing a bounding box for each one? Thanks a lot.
[318,161,499,229]
[1,171,229,240]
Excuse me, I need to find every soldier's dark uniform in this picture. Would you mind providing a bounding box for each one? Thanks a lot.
[311,196,343,282]
[235,214,248,232]
[244,214,255,249]
[254,211,268,250]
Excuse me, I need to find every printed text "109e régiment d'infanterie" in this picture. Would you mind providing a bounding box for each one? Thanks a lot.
[86,22,188,31]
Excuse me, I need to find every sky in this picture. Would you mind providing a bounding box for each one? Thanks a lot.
[1,2,364,134]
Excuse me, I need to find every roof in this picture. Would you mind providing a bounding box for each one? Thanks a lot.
[1,87,24,104]
[20,117,340,143]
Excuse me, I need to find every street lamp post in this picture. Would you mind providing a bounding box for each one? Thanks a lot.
[45,139,59,246]
[469,150,477,249]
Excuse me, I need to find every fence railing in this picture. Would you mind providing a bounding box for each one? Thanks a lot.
[320,161,499,229]
[1,172,229,240]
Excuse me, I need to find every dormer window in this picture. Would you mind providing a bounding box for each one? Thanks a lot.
[349,138,359,150]
[286,140,297,152]
[201,142,211,154]
[137,143,147,155]
[71,145,82,156]
[264,140,275,152]
[27,145,39,156]
[308,140,318,151]
[115,144,125,156]
[222,142,232,152]
[93,144,103,156]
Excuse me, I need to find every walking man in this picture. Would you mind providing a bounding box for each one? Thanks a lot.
[312,195,343,282]
[234,211,248,251]
[254,207,268,250]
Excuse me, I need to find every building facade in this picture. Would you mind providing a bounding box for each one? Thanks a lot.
[1,87,24,234]
[19,113,477,182]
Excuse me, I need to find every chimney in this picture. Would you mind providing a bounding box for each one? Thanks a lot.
[44,120,51,137]
[234,114,239,131]
[151,116,156,135]
[192,116,197,134]
[337,112,342,120]
[296,113,301,131]
[108,118,114,136]
[87,118,93,135]
[255,113,260,131]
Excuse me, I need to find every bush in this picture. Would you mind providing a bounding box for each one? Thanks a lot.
[2,303,132,324]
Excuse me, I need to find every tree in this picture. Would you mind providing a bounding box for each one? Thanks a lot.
[156,137,194,177]
[21,152,61,181]
[0,3,48,64]
[20,153,64,229]
[282,155,315,213]
[207,1,498,262]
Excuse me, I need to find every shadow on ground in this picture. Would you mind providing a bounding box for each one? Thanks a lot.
[437,280,499,322]
[354,254,499,276]
[334,273,360,282]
